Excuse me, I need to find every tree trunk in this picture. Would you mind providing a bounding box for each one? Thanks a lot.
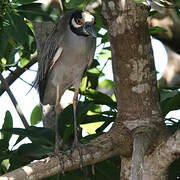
[101,0,173,179]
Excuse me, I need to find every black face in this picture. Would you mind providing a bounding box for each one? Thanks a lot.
[69,10,96,37]
[72,10,83,21]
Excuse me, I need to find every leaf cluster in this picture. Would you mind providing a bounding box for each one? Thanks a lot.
[0,0,59,72]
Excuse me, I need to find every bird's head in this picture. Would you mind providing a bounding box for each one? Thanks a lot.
[70,10,96,37]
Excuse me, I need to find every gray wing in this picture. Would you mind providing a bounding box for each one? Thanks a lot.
[88,37,96,67]
[34,12,72,102]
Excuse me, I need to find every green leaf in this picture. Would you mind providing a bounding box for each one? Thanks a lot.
[17,3,59,22]
[12,0,38,5]
[81,114,115,124]
[98,49,111,60]
[58,102,98,145]
[65,0,91,9]
[159,89,179,102]
[30,105,42,125]
[59,102,94,134]
[111,93,117,102]
[92,156,120,180]
[0,139,9,152]
[86,68,104,89]
[148,10,159,17]
[95,12,106,30]
[4,45,17,66]
[87,104,101,115]
[18,143,53,159]
[0,37,17,69]
[1,111,13,142]
[20,58,29,68]
[149,26,167,34]
[168,158,180,180]
[87,67,101,74]
[80,76,88,92]
[81,89,117,109]
[167,119,180,133]
[0,30,8,59]
[3,12,29,45]
[91,59,100,68]
[0,159,10,173]
[24,24,36,53]
[99,32,109,43]
[134,0,146,3]
[0,127,55,146]
[175,1,180,6]
[9,150,28,171]
[99,79,114,89]
[160,92,180,116]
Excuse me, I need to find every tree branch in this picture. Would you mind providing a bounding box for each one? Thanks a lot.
[131,133,150,180]
[120,129,180,180]
[2,124,178,180]
[0,122,133,179]
[0,54,37,97]
[0,73,29,128]
[144,129,180,179]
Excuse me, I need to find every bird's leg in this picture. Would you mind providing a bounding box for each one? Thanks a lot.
[73,88,80,146]
[54,85,68,173]
[72,88,84,167]
[72,88,94,169]
[55,85,61,154]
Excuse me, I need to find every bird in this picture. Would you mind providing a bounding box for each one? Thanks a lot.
[34,9,96,158]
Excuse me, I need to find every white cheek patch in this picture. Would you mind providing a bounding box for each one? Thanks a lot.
[82,11,94,23]
[71,18,82,28]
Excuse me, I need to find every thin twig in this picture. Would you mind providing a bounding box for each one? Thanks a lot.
[0,73,29,128]
[7,69,33,87]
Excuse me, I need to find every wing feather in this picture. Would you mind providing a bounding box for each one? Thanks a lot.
[34,11,73,102]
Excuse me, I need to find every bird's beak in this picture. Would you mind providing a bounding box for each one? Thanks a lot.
[84,22,96,37]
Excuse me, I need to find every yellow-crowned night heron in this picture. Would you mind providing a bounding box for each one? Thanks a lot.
[34,9,96,157]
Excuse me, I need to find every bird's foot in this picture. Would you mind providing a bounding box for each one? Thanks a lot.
[48,142,69,173]
[70,137,93,169]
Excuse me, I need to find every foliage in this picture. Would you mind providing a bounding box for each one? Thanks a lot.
[0,0,180,179]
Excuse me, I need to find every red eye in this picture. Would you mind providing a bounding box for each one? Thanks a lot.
[76,19,83,25]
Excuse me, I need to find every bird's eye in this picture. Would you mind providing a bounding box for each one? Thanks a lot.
[76,19,83,25]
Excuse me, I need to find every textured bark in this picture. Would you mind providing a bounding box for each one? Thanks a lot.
[101,1,162,130]
[101,0,172,180]
[131,133,149,180]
